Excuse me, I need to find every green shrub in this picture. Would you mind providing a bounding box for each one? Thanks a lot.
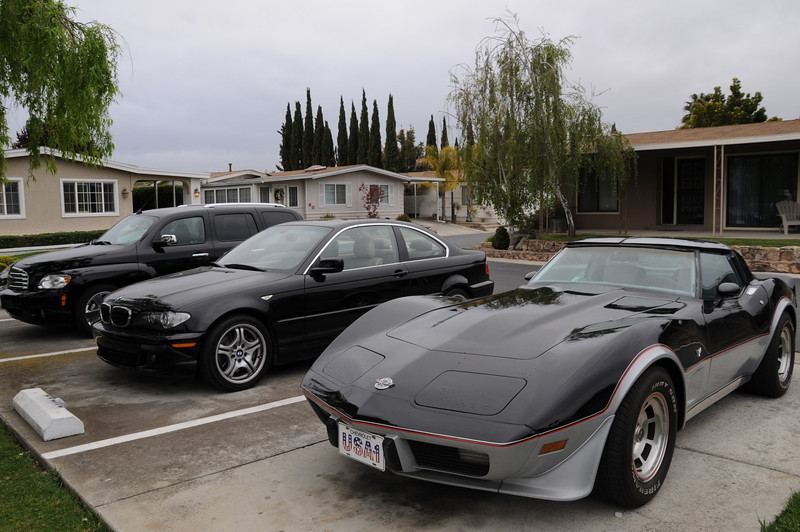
[0,231,106,250]
[0,256,15,268]
[396,213,412,222]
[492,226,510,250]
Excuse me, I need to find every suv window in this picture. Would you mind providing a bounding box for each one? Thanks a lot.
[160,217,206,245]
[262,210,299,227]
[215,213,258,241]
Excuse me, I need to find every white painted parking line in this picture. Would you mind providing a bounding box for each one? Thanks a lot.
[0,347,96,363]
[41,395,307,460]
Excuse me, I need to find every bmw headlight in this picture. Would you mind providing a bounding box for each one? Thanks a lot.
[142,311,191,329]
[38,274,72,289]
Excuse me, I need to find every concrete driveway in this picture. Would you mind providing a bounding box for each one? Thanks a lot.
[1,304,799,531]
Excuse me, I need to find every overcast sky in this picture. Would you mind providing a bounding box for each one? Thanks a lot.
[10,0,799,174]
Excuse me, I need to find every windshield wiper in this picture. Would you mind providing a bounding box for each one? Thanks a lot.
[220,263,264,272]
[91,239,112,245]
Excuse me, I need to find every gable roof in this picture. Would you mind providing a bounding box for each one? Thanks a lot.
[4,148,209,179]
[625,119,800,151]
[204,164,443,186]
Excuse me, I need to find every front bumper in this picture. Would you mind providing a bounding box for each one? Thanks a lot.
[0,289,72,325]
[93,322,204,373]
[302,373,613,502]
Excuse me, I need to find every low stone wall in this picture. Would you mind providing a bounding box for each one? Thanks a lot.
[479,239,800,274]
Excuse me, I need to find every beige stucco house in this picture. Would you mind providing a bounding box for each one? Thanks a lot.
[201,164,443,221]
[0,149,208,236]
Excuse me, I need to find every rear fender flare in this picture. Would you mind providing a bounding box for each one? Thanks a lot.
[440,274,469,294]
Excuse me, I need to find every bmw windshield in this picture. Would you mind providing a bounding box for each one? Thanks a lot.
[219,224,331,271]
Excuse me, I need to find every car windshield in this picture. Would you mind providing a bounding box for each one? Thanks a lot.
[530,246,697,297]
[219,224,331,271]
[97,215,156,245]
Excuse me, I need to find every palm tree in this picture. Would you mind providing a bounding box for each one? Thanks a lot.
[421,145,460,222]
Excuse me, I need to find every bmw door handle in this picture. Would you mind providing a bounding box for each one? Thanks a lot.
[192,252,209,258]
[393,269,408,278]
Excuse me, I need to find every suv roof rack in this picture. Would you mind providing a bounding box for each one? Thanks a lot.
[177,203,288,208]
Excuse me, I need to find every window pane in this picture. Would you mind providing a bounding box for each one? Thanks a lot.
[325,184,335,204]
[288,186,298,207]
[63,182,76,213]
[204,190,215,203]
[216,189,227,203]
[103,183,115,212]
[240,188,251,202]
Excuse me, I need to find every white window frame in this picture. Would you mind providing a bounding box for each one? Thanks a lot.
[321,183,352,207]
[288,186,299,207]
[0,177,25,219]
[61,179,118,217]
[204,187,251,204]
[366,183,393,205]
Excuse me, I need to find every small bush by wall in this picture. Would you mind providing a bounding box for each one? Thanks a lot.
[492,226,510,250]
[0,230,106,250]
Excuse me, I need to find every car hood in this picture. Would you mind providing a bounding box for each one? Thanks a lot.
[14,243,134,273]
[386,286,685,359]
[108,266,293,308]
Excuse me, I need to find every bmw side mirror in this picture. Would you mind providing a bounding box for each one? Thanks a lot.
[310,258,344,281]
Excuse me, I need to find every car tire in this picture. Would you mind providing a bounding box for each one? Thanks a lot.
[444,287,469,299]
[594,366,677,508]
[74,283,116,337]
[746,313,794,398]
[199,315,271,392]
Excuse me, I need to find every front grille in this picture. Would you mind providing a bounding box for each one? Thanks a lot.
[101,302,132,327]
[408,440,490,477]
[8,267,29,290]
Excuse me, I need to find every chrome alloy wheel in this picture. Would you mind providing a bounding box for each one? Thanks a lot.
[777,323,793,385]
[632,392,669,482]
[214,322,267,385]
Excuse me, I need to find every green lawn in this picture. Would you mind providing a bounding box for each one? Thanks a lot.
[0,423,108,531]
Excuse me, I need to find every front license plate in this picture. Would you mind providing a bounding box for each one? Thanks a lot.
[338,423,385,472]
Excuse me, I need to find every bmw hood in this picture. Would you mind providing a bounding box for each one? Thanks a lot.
[386,286,685,359]
[108,266,292,308]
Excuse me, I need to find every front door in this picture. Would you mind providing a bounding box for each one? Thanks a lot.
[662,157,705,225]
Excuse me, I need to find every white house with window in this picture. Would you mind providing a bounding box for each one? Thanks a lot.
[201,165,442,221]
[0,149,207,236]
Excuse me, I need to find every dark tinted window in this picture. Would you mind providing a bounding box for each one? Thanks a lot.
[261,210,299,227]
[700,252,742,299]
[160,217,205,245]
[214,213,257,241]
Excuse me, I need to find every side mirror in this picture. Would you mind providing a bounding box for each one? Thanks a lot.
[153,234,177,248]
[524,271,537,281]
[310,258,344,281]
[718,282,741,297]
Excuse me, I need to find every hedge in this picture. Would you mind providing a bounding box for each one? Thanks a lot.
[0,230,106,250]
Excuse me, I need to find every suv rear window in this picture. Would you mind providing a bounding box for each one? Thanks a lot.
[214,213,258,241]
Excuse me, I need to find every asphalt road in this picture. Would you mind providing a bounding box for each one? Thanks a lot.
[1,257,799,531]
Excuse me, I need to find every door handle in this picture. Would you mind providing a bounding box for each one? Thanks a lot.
[192,252,209,258]
[393,270,408,278]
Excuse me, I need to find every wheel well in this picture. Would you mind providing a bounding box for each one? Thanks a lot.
[650,359,687,430]
[206,309,277,353]
[441,274,469,295]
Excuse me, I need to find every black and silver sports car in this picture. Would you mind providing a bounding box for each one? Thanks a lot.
[301,237,796,507]
[93,219,493,391]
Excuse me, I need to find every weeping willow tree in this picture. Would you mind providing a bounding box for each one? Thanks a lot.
[449,13,636,236]
[0,0,121,182]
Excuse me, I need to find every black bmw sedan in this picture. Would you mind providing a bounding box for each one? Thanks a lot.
[93,219,493,391]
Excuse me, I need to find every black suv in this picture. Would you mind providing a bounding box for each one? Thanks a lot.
[0,203,302,335]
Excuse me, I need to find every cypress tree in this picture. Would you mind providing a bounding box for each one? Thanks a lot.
[336,96,348,166]
[313,105,324,165]
[440,116,449,149]
[291,101,303,170]
[278,103,293,171]
[358,89,369,164]
[426,115,437,150]
[384,94,399,172]
[369,99,382,168]
[323,121,336,167]
[303,88,314,168]
[348,102,359,165]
